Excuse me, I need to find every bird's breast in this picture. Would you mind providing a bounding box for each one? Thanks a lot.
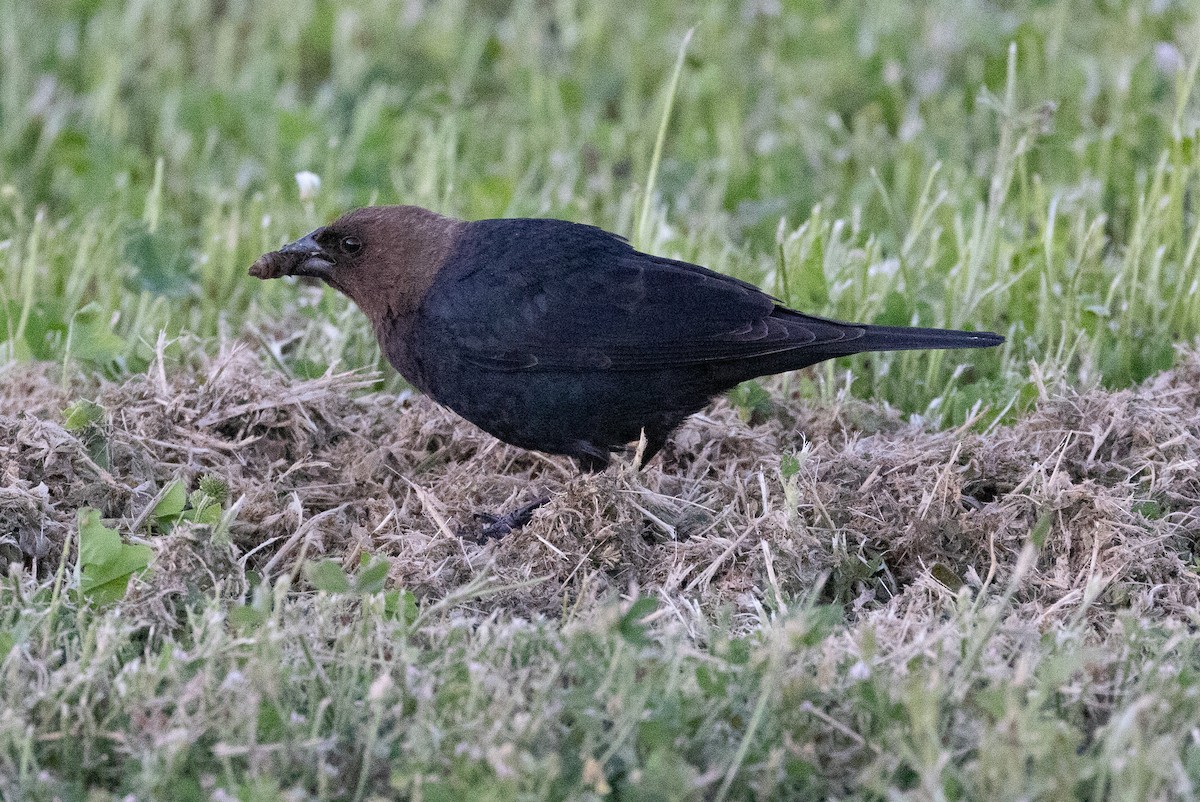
[375,315,433,394]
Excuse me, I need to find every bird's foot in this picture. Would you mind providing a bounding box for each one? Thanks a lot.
[464,496,551,541]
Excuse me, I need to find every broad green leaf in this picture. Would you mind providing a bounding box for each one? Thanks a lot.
[79,509,121,565]
[189,502,223,527]
[153,480,188,523]
[384,590,418,624]
[729,380,772,423]
[63,399,105,431]
[78,509,153,605]
[353,556,390,594]
[780,452,801,480]
[229,604,266,630]
[63,399,110,468]
[305,560,351,593]
[67,303,125,367]
[618,597,658,645]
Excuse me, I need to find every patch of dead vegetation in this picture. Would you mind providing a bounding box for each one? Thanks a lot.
[2,344,1199,629]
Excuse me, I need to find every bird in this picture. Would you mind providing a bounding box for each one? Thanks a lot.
[250,205,1004,471]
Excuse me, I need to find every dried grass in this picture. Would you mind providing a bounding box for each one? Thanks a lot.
[2,344,1198,632]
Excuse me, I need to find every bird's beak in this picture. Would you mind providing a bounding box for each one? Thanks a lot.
[277,230,336,280]
[249,230,337,281]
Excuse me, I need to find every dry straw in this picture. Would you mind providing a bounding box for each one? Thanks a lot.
[1,342,1198,631]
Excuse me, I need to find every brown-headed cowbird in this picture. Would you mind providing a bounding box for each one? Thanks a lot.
[250,206,1003,470]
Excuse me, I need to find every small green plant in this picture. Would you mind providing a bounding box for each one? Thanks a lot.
[151,474,230,532]
[617,596,659,645]
[728,380,774,424]
[304,554,391,595]
[77,509,152,606]
[62,303,126,372]
[302,555,417,624]
[62,398,108,467]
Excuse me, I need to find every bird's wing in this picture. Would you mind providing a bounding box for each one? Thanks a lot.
[421,219,865,372]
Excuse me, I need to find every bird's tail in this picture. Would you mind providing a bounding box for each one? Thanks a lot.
[773,315,1006,370]
[723,313,1004,383]
[848,324,1005,354]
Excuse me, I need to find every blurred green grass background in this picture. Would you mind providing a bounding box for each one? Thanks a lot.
[4,0,1199,425]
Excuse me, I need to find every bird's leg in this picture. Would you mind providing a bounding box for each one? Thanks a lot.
[569,440,612,473]
[633,416,684,470]
[468,496,551,541]
[634,429,669,470]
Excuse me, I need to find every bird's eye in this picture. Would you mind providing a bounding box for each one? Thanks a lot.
[340,236,362,255]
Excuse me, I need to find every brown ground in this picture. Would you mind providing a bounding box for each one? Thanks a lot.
[2,345,1198,630]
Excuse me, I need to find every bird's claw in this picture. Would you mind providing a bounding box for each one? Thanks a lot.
[464,496,551,541]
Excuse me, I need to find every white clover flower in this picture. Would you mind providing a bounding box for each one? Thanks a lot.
[848,660,872,682]
[1155,42,1182,76]
[368,673,393,702]
[295,170,321,201]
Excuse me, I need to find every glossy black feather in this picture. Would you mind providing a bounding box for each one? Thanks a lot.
[424,219,848,370]
[399,218,1001,470]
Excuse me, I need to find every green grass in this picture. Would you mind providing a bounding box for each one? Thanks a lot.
[4,0,1200,799]
[5,566,1200,801]
[3,0,1199,416]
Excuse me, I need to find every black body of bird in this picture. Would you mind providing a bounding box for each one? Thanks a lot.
[250,206,1003,470]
